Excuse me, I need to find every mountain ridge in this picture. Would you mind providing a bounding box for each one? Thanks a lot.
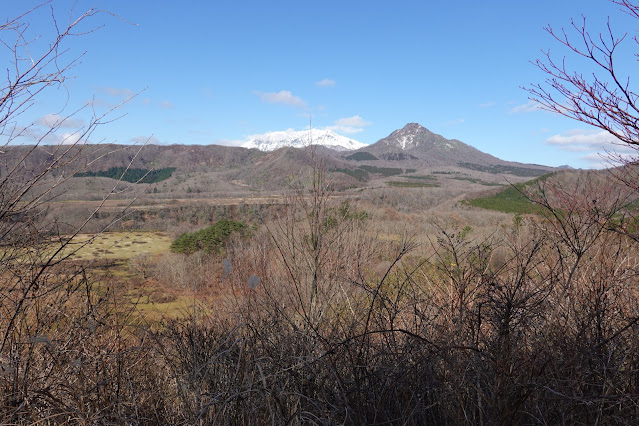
[356,123,552,172]
[2,123,560,195]
[242,128,366,152]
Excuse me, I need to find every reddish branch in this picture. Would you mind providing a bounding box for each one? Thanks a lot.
[525,0,639,148]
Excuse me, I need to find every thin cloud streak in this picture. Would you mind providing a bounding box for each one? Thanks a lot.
[255,90,306,108]
[35,113,85,129]
[510,101,541,113]
[315,79,336,87]
[547,129,636,168]
[326,115,372,134]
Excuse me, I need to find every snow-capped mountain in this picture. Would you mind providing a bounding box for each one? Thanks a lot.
[373,123,458,151]
[370,123,483,155]
[362,123,506,166]
[242,128,366,152]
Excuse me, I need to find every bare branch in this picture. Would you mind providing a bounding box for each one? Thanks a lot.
[524,1,639,151]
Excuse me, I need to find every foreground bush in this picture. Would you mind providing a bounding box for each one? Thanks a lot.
[170,219,248,254]
[3,209,639,424]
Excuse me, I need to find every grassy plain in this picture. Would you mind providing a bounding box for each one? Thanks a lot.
[47,168,542,323]
[62,231,206,320]
[68,231,172,260]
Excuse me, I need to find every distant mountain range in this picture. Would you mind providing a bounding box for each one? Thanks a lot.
[242,128,366,152]
[351,123,554,175]
[240,123,550,170]
[238,123,552,175]
[3,122,560,195]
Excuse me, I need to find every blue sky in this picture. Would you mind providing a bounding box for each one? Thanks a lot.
[3,0,637,168]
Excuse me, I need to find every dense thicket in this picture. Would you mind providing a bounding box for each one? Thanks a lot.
[7,178,639,424]
[458,162,549,177]
[170,219,247,254]
[344,151,379,161]
[5,0,639,424]
[74,166,176,183]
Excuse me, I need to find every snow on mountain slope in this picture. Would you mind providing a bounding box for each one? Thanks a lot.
[242,128,366,152]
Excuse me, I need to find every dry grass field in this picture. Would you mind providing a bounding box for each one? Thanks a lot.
[67,231,172,260]
[6,0,639,422]
[7,164,639,424]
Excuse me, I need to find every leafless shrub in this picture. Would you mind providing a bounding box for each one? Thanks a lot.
[4,1,639,423]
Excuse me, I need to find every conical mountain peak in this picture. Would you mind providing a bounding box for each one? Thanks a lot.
[374,122,438,150]
[400,123,429,133]
[361,122,508,166]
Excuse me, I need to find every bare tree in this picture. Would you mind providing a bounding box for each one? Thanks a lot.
[524,0,639,242]
[525,0,639,149]
[0,4,145,421]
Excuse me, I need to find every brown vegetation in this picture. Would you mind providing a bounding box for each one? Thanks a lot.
[5,149,639,424]
[3,1,639,424]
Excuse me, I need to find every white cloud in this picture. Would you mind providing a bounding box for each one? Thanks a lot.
[546,129,625,149]
[3,124,87,145]
[579,152,611,168]
[510,101,541,113]
[479,101,496,108]
[577,152,634,169]
[159,100,174,109]
[546,129,636,167]
[38,130,85,145]
[215,138,245,147]
[315,78,336,88]
[255,90,306,108]
[57,131,85,145]
[333,116,371,128]
[444,118,464,126]
[28,115,87,144]
[35,113,85,129]
[326,115,372,134]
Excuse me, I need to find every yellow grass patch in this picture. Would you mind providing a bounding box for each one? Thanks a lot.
[65,231,172,261]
